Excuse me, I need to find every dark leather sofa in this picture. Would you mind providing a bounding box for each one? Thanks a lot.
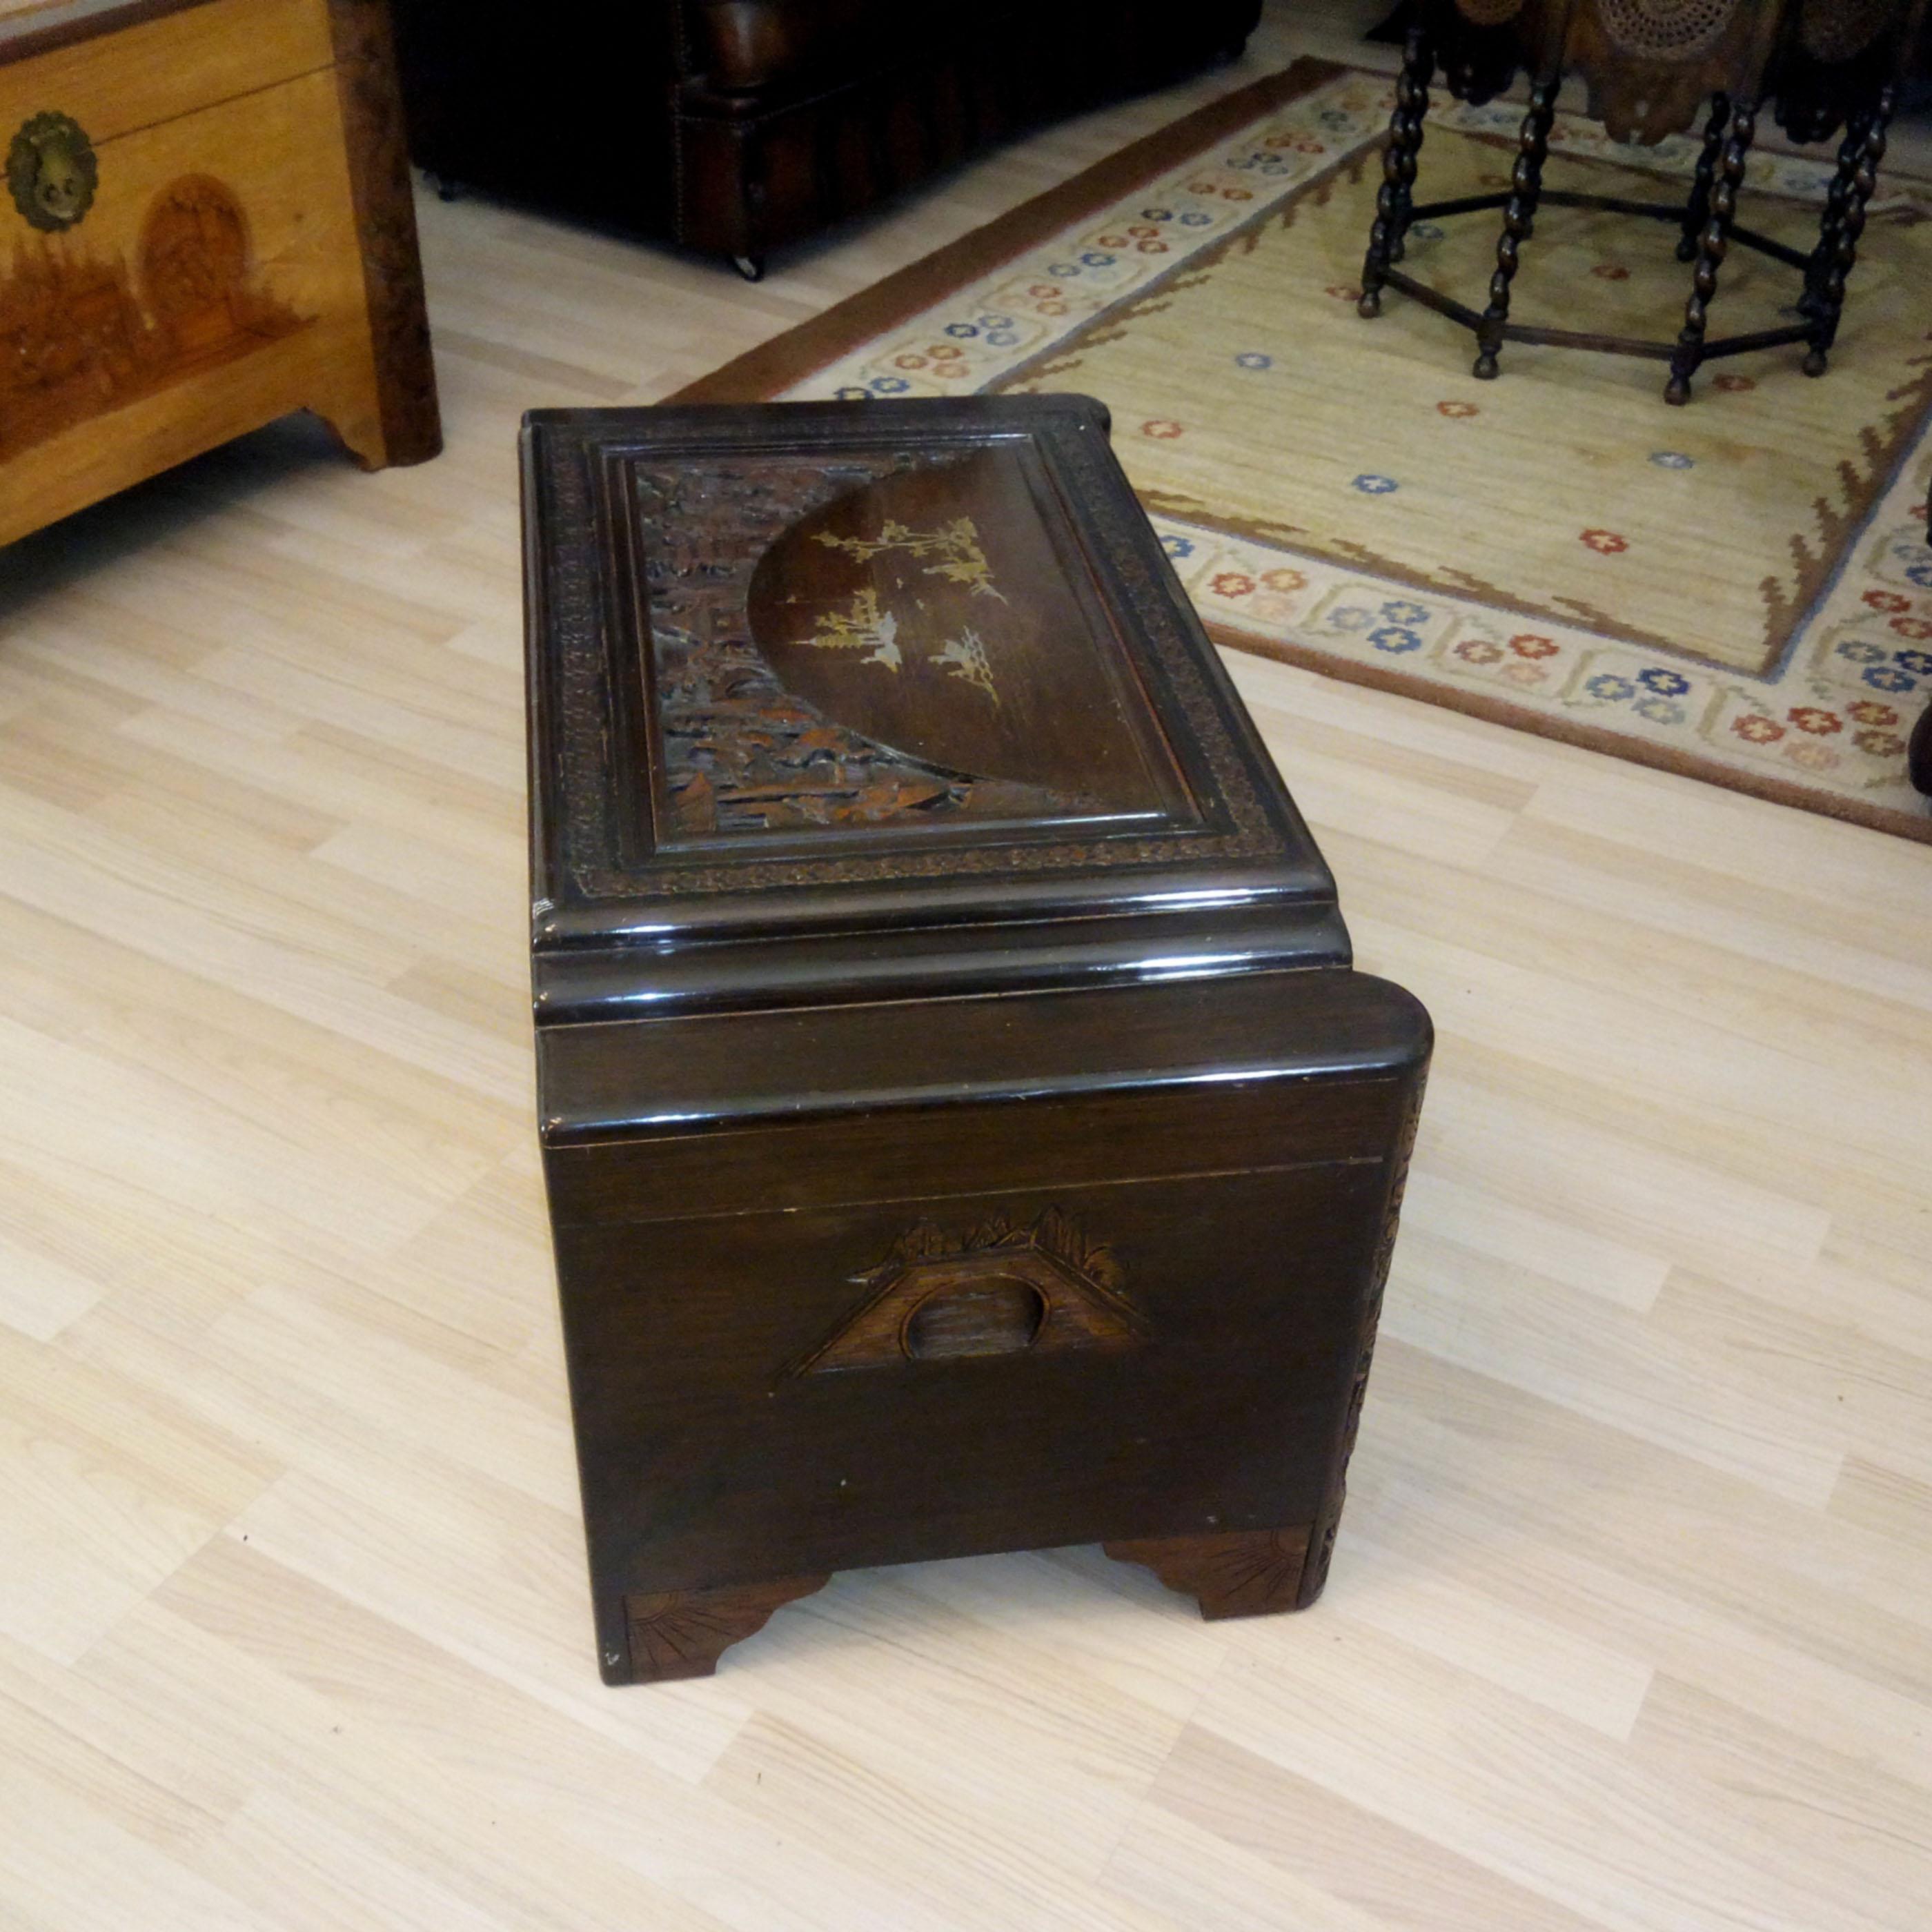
[389,0,1263,275]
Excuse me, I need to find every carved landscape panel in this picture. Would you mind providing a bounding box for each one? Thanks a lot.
[627,445,1198,843]
[0,170,308,461]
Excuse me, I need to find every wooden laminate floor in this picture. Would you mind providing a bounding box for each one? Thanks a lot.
[1,5,1930,1927]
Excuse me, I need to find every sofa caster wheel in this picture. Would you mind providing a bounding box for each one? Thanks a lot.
[425,172,461,203]
[731,254,766,282]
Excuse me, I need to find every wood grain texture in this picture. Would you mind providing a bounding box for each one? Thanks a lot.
[622,1576,830,1684]
[0,0,333,130]
[1104,1526,1313,1617]
[0,0,435,546]
[522,400,1324,925]
[326,0,440,466]
[526,400,1428,1677]
[1,0,1930,1924]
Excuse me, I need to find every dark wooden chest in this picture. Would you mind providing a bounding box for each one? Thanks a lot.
[522,395,1429,1685]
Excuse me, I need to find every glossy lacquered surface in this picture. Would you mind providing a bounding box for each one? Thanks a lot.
[522,399,1337,992]
[524,395,1430,1682]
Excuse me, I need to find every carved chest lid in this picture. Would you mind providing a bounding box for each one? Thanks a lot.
[523,395,1345,1019]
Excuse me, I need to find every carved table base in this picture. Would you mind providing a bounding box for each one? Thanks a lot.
[1357,17,1906,404]
[1103,1526,1315,1619]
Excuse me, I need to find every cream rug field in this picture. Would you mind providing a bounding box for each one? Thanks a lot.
[680,60,1932,840]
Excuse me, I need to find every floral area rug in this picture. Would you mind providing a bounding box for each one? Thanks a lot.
[679,59,1932,839]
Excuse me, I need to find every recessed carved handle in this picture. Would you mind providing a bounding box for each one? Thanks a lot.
[903,1270,1048,1360]
[793,1208,1148,1375]
[8,112,97,233]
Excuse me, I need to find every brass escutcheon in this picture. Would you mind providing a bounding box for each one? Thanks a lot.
[8,110,97,232]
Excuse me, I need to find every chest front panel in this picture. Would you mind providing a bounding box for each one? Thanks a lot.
[547,1116,1401,1591]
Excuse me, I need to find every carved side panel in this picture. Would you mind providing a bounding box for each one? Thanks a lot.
[621,1575,828,1682]
[1297,1072,1428,1607]
[792,1207,1148,1375]
[1433,0,1792,140]
[1800,0,1905,61]
[1105,1526,1312,1619]
[1774,0,1917,142]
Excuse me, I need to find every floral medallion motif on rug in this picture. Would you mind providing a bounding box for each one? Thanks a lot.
[691,63,1932,837]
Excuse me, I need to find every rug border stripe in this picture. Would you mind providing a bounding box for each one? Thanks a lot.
[1212,620,1932,844]
[668,57,1348,406]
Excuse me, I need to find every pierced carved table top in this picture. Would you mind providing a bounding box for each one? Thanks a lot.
[1424,0,1924,141]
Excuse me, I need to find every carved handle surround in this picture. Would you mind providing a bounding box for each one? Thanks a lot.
[791,1207,1148,1376]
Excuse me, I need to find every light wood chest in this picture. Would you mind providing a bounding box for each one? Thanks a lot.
[1,0,438,546]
